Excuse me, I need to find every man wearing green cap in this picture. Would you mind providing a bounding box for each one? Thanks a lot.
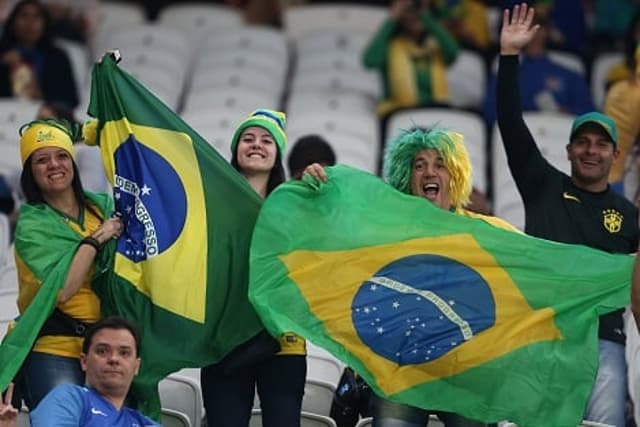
[496,4,639,427]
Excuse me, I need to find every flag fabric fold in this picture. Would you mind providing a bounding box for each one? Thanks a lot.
[85,55,265,415]
[249,165,634,427]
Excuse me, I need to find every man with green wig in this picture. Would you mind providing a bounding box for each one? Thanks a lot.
[304,126,517,426]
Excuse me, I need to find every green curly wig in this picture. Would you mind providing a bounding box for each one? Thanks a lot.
[383,126,473,207]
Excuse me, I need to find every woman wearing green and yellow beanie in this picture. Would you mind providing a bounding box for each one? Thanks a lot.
[201,109,307,427]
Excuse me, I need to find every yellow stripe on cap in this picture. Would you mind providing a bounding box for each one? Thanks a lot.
[20,121,75,165]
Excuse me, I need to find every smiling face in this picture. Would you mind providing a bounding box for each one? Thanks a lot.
[30,146,74,199]
[410,148,452,210]
[81,328,140,401]
[236,126,277,175]
[567,125,618,192]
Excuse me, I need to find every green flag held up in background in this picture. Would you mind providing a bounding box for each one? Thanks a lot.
[249,165,635,427]
[83,54,265,416]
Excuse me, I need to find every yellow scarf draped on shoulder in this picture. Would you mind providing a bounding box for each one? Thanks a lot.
[377,35,448,116]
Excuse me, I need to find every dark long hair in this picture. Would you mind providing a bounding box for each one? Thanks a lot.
[20,155,85,207]
[0,0,53,52]
[230,147,286,196]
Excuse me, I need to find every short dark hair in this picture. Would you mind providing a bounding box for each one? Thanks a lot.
[230,146,286,196]
[82,316,141,357]
[20,155,85,206]
[287,134,336,179]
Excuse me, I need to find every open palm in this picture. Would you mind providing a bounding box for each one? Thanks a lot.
[500,2,539,55]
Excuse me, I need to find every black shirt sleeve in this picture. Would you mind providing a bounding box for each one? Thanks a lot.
[496,54,555,201]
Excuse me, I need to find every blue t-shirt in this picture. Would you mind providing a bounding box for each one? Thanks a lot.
[31,384,159,427]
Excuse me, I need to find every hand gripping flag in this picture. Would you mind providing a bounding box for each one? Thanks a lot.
[249,165,635,427]
[84,54,266,415]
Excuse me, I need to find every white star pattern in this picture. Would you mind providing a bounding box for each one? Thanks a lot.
[141,184,152,196]
[115,192,121,200]
[392,301,400,309]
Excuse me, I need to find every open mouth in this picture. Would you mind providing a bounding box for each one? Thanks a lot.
[423,183,439,199]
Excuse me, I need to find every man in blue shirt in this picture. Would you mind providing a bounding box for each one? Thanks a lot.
[0,316,159,427]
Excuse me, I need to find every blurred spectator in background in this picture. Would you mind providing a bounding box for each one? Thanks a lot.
[431,0,492,55]
[0,0,78,108]
[603,44,640,192]
[40,0,99,46]
[587,0,639,53]
[288,134,336,180]
[363,0,459,117]
[484,12,593,124]
[604,11,640,91]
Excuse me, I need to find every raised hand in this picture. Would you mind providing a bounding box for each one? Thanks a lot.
[500,2,539,55]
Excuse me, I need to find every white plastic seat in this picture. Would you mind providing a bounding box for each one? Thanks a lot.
[591,52,625,109]
[114,45,188,88]
[0,289,18,324]
[200,27,289,65]
[95,1,147,35]
[0,213,9,265]
[182,87,279,117]
[284,4,387,40]
[290,68,381,100]
[306,353,344,388]
[193,49,288,88]
[296,48,370,75]
[492,112,574,230]
[286,91,374,116]
[182,109,243,160]
[97,24,191,65]
[0,100,40,175]
[446,50,487,110]
[120,65,182,111]
[157,3,243,44]
[159,373,204,427]
[189,66,284,102]
[250,410,338,427]
[286,111,379,149]
[295,30,371,56]
[161,408,192,427]
[385,107,488,193]
[301,378,337,417]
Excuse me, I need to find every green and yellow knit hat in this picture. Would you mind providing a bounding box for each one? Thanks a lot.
[383,126,472,208]
[230,109,287,155]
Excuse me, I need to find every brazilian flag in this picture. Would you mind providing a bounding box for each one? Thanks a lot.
[85,55,265,414]
[249,165,634,427]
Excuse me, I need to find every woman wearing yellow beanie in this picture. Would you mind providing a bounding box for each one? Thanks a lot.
[200,109,307,427]
[10,119,122,409]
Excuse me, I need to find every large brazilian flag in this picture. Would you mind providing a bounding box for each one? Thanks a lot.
[249,165,635,427]
[85,55,265,414]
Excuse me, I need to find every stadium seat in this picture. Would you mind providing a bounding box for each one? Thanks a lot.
[385,107,488,193]
[446,50,487,111]
[295,30,371,57]
[159,373,204,427]
[0,289,18,329]
[284,4,387,40]
[491,112,574,230]
[290,68,381,101]
[0,100,40,175]
[591,52,624,109]
[156,3,243,45]
[161,408,192,427]
[286,112,380,173]
[96,24,191,66]
[306,353,344,388]
[182,86,280,117]
[547,50,586,76]
[182,108,244,160]
[286,91,374,116]
[250,409,338,427]
[355,416,444,426]
[301,378,336,416]
[189,66,284,103]
[95,1,147,37]
[200,27,289,66]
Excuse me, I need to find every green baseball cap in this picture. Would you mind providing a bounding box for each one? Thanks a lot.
[570,112,617,148]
